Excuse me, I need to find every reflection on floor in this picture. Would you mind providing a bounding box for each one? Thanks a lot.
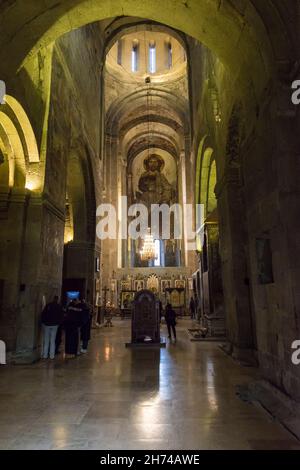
[0,319,299,450]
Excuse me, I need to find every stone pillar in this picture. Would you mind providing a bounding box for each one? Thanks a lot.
[184,138,197,275]
[216,165,256,363]
[101,134,119,287]
[15,194,65,362]
[0,188,28,352]
[202,220,223,310]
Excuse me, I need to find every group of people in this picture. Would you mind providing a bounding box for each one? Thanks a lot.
[41,296,93,360]
[42,295,197,357]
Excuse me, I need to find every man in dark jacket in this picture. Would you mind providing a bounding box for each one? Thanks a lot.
[41,296,63,359]
[64,298,83,358]
[165,303,177,342]
[189,296,196,320]
[79,299,92,353]
[159,300,163,323]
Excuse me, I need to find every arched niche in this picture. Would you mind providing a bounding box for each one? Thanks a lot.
[4,95,39,164]
[207,160,217,216]
[195,135,215,219]
[64,142,97,247]
[0,111,26,189]
[0,95,40,190]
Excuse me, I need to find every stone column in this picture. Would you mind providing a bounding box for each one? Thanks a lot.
[216,164,256,363]
[0,188,28,353]
[15,193,65,362]
[202,220,224,314]
[101,134,119,287]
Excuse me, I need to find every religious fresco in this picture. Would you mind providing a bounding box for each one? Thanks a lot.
[131,151,177,208]
[120,280,132,291]
[175,279,186,289]
[134,280,145,291]
[161,279,172,292]
[166,289,185,308]
[121,291,135,309]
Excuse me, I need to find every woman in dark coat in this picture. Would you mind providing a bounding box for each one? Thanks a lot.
[64,299,83,357]
[165,303,177,342]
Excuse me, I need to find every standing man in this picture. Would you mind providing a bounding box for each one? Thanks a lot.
[189,296,196,320]
[165,303,177,342]
[64,298,83,358]
[41,296,63,360]
[80,299,92,353]
[159,300,163,323]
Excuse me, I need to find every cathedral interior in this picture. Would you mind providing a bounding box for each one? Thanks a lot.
[0,0,300,452]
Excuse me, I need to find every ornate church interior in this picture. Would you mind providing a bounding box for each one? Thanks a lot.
[0,0,300,452]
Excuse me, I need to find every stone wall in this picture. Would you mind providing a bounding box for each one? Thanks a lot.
[0,22,105,357]
[44,22,104,307]
[189,35,300,399]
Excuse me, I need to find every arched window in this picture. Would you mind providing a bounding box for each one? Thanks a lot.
[132,41,139,72]
[166,41,172,69]
[117,40,123,66]
[149,41,156,74]
[154,239,161,267]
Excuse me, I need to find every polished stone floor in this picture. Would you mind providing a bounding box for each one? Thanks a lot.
[0,319,299,450]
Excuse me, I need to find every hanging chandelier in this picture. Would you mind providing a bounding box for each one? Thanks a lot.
[140,229,157,262]
[139,34,156,264]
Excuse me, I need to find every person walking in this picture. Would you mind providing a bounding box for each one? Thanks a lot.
[189,296,196,320]
[80,299,92,353]
[64,298,83,358]
[41,296,63,360]
[165,303,177,342]
[159,300,163,323]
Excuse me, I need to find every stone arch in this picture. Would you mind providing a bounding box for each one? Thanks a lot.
[104,18,189,59]
[0,111,26,189]
[4,95,39,164]
[106,87,189,134]
[0,128,12,188]
[62,143,97,304]
[123,122,182,153]
[196,135,215,218]
[0,95,39,190]
[66,146,96,245]
[0,0,290,106]
[66,152,87,243]
[120,115,183,138]
[127,136,178,164]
